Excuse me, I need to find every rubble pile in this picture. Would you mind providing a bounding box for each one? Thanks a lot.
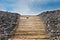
[0,11,20,40]
[38,10,60,40]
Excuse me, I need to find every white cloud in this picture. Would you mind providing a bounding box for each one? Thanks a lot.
[0,0,60,15]
[10,0,37,15]
[9,0,48,15]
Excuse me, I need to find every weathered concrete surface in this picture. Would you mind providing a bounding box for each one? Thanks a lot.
[11,16,50,40]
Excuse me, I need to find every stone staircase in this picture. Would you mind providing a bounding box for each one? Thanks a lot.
[11,16,50,40]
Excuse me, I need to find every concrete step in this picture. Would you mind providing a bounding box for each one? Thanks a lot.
[12,39,50,40]
[12,16,50,40]
[14,31,47,35]
[12,34,49,39]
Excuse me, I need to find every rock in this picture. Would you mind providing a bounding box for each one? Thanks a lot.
[0,11,20,40]
[38,10,60,40]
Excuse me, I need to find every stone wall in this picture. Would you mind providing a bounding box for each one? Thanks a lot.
[38,10,60,40]
[0,11,20,40]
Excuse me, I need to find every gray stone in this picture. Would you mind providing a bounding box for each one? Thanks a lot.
[38,10,60,40]
[0,11,20,40]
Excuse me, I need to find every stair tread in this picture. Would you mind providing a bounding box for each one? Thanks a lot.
[12,16,49,40]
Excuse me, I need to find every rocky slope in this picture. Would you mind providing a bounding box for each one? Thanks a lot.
[38,10,60,40]
[0,11,20,40]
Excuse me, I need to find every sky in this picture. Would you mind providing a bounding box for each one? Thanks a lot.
[0,0,60,15]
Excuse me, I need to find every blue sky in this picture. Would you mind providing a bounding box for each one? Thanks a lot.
[0,0,60,15]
